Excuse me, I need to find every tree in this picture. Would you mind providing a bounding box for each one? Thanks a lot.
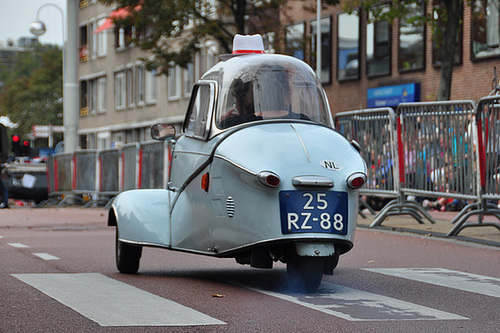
[0,45,63,140]
[99,0,285,75]
[344,0,464,101]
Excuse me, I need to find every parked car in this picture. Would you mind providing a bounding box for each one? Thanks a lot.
[108,35,367,292]
[3,161,48,204]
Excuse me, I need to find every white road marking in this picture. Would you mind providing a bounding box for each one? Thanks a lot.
[364,268,500,299]
[12,273,225,327]
[8,243,30,248]
[0,235,4,238]
[32,253,60,260]
[247,282,467,321]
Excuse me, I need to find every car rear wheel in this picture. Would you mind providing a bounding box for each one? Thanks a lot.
[286,255,325,293]
[115,228,142,274]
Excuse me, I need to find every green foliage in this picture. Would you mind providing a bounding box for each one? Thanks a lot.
[0,45,63,138]
[99,0,286,76]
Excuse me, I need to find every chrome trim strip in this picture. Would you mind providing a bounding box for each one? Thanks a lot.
[119,236,352,257]
[290,124,310,162]
[213,154,258,176]
[292,175,334,187]
[118,238,215,256]
[173,150,210,157]
[216,236,352,256]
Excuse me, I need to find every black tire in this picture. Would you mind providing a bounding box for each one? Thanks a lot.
[115,228,142,274]
[287,255,325,293]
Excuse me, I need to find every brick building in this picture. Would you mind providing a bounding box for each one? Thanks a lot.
[281,1,500,113]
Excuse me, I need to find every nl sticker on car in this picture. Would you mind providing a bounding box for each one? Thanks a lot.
[279,190,348,235]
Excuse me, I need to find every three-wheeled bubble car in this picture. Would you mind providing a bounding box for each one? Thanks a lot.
[108,35,367,292]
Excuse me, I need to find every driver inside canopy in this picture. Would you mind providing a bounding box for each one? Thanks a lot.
[218,77,262,129]
[216,57,331,129]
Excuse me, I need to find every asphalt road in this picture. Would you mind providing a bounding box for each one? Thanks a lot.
[1,208,499,332]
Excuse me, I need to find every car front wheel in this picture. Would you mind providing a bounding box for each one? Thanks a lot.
[115,228,142,274]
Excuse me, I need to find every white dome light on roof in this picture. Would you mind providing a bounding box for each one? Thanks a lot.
[232,34,265,54]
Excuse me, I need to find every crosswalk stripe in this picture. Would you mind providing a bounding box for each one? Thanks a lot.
[12,273,226,327]
[364,268,500,299]
[8,243,30,248]
[32,253,60,260]
[246,281,467,321]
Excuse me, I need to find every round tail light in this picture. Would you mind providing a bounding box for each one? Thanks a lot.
[347,172,366,189]
[258,171,280,188]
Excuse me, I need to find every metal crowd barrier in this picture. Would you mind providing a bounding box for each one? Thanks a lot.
[121,143,140,191]
[139,141,165,189]
[374,101,478,227]
[41,153,75,207]
[448,95,500,235]
[46,155,56,196]
[55,153,73,194]
[44,141,168,207]
[335,100,500,237]
[98,149,120,196]
[73,150,97,194]
[334,108,398,216]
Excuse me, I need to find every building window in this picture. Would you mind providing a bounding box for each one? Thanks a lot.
[432,3,463,66]
[136,65,145,105]
[97,18,107,57]
[80,81,88,116]
[115,26,133,50]
[183,63,195,97]
[90,21,97,59]
[97,76,107,112]
[79,25,88,63]
[285,22,305,60]
[168,65,182,99]
[399,2,425,71]
[98,132,110,150]
[206,44,218,70]
[89,79,97,114]
[366,6,391,77]
[196,52,205,80]
[81,78,101,115]
[337,11,360,81]
[145,69,157,103]
[115,72,126,109]
[126,68,134,107]
[311,16,332,84]
[472,0,500,60]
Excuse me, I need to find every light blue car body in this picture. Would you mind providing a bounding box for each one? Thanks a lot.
[110,53,367,264]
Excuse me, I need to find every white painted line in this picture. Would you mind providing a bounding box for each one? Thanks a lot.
[32,253,60,261]
[364,268,500,299]
[12,273,225,327]
[0,235,4,238]
[247,282,467,321]
[8,243,30,248]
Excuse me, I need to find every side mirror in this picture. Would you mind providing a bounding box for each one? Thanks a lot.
[151,124,176,140]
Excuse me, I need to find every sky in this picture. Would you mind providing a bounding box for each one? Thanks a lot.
[0,0,67,46]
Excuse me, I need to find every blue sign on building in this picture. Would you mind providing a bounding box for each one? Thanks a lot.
[367,83,420,108]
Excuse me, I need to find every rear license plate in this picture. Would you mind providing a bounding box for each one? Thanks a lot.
[279,190,348,235]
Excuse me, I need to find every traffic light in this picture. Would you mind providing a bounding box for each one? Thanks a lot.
[21,140,31,156]
[11,134,21,156]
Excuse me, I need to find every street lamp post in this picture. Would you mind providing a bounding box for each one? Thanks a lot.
[30,1,78,153]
